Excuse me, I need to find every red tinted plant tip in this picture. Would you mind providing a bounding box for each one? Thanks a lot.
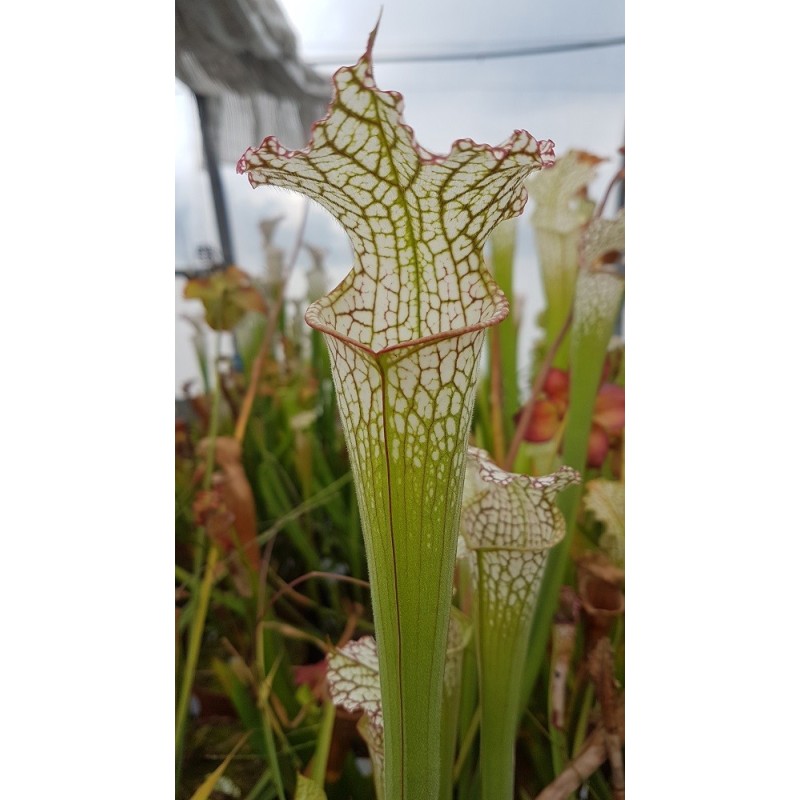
[543,367,570,404]
[593,383,625,435]
[518,366,624,469]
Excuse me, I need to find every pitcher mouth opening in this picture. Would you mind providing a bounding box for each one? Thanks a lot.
[304,276,509,357]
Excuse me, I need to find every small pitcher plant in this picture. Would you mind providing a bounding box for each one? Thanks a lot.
[460,447,580,799]
[327,607,472,800]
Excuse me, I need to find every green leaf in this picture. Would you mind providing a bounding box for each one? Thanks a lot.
[584,478,625,566]
[188,732,250,800]
[294,774,327,800]
[488,220,520,444]
[238,23,554,800]
[212,658,268,758]
[307,699,336,790]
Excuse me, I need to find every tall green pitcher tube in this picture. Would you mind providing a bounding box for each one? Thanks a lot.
[238,25,554,797]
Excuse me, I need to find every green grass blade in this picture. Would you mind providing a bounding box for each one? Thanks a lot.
[188,732,251,800]
[488,220,521,440]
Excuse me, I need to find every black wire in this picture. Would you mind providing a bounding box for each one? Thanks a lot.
[304,35,624,66]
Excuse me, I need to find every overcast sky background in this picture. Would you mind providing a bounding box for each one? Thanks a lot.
[175,0,625,392]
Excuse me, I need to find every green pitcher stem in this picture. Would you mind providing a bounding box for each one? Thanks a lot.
[475,570,531,799]
[329,340,485,799]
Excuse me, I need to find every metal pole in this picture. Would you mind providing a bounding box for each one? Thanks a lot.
[195,93,235,265]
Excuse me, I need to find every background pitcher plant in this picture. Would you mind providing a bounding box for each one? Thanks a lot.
[460,447,580,799]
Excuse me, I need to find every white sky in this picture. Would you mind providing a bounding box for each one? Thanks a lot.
[175,0,625,392]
